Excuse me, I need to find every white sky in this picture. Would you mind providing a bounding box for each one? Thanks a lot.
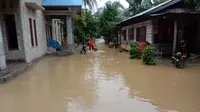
[93,0,129,12]
[97,0,129,8]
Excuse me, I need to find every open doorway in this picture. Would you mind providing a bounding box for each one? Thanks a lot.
[4,14,19,50]
[183,19,198,54]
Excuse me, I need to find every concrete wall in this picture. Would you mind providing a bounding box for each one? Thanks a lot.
[20,0,47,63]
[121,20,153,44]
[0,0,25,60]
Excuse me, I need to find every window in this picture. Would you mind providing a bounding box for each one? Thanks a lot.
[29,18,38,47]
[29,18,34,47]
[136,27,146,42]
[33,20,38,46]
[137,27,146,36]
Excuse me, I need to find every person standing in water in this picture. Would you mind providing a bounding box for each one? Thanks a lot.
[89,37,95,51]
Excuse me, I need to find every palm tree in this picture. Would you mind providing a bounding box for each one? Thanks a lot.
[125,0,169,17]
[83,0,98,11]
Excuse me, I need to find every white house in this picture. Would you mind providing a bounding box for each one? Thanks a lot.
[0,0,82,76]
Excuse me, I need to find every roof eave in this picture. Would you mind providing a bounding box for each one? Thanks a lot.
[120,0,182,24]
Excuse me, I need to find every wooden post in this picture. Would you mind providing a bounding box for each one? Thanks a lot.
[173,20,178,55]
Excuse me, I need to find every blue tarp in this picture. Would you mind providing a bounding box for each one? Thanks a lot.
[47,40,63,51]
[42,0,82,6]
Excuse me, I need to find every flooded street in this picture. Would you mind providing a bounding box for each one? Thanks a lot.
[0,40,200,112]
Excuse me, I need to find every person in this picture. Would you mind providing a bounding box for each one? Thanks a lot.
[89,37,95,51]
[180,39,186,55]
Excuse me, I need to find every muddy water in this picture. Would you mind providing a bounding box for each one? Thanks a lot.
[0,40,200,112]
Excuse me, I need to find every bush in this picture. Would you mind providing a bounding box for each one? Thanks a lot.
[129,41,138,47]
[142,46,156,65]
[119,47,124,52]
[129,42,141,59]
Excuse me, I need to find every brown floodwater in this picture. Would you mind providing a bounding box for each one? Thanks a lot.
[0,39,200,112]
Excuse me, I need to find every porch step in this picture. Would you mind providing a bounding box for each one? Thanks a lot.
[0,63,29,84]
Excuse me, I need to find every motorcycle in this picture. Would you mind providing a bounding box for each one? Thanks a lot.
[80,44,87,55]
[172,52,187,69]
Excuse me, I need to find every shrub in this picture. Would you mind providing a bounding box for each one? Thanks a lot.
[129,42,141,59]
[142,46,156,65]
[119,47,124,52]
[129,41,138,47]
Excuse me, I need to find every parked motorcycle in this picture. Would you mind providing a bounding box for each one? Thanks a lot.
[172,52,187,69]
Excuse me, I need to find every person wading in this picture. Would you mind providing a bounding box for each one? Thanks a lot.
[89,37,95,51]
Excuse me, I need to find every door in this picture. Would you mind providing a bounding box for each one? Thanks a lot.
[4,14,18,50]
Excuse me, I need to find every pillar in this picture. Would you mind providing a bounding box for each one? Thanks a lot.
[126,27,128,41]
[58,23,61,44]
[52,19,55,41]
[173,20,178,55]
[66,16,73,51]
[0,23,8,76]
[134,28,137,41]
[55,21,59,44]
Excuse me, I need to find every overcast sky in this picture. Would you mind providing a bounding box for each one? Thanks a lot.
[93,0,129,12]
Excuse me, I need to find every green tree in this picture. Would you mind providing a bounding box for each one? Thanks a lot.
[73,11,98,43]
[125,0,167,17]
[97,1,124,44]
[125,0,149,16]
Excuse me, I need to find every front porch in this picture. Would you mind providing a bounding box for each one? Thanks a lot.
[0,0,26,77]
[152,12,200,57]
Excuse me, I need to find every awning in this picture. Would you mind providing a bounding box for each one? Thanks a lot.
[26,2,45,10]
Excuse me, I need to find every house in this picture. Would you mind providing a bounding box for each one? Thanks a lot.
[119,0,200,56]
[42,0,82,48]
[0,0,82,77]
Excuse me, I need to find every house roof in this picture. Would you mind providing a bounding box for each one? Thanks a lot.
[121,0,182,23]
[42,0,82,6]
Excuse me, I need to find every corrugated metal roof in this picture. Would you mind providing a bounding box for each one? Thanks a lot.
[121,0,182,23]
[42,0,82,6]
